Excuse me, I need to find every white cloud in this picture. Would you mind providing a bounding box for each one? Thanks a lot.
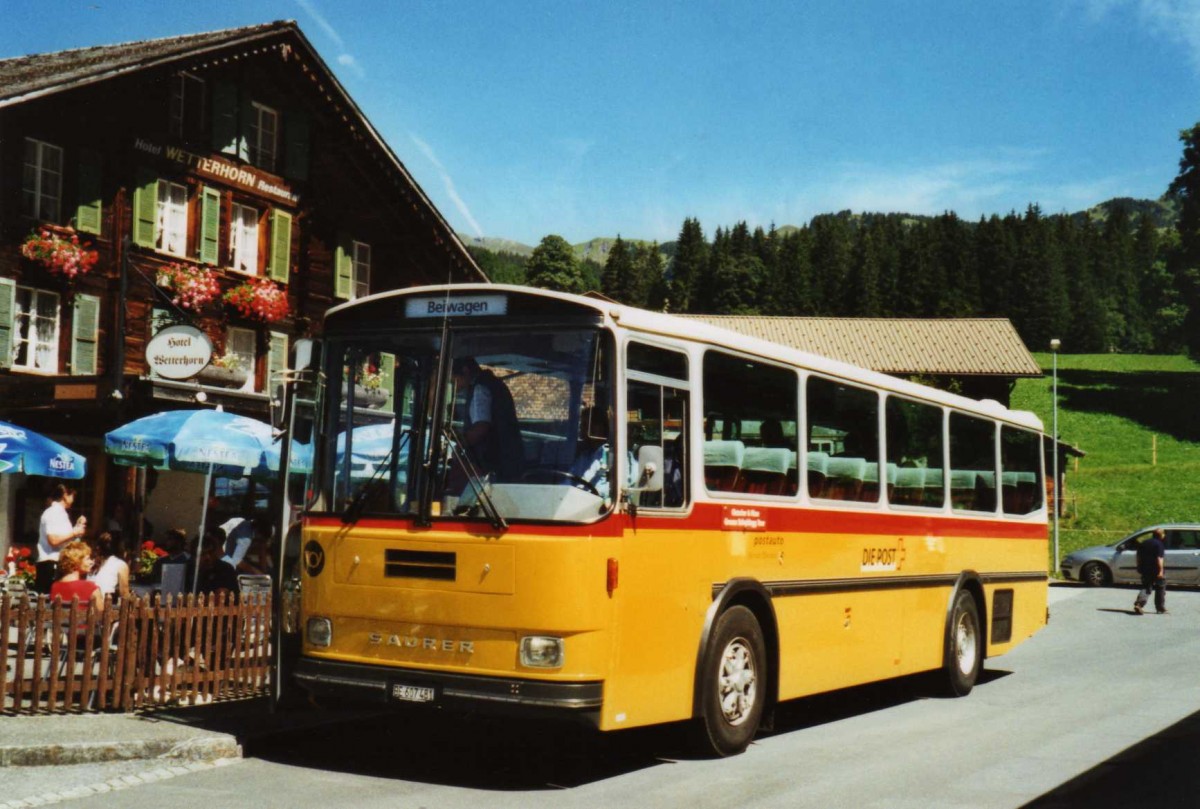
[294,0,364,79]
[410,134,485,238]
[1075,0,1200,73]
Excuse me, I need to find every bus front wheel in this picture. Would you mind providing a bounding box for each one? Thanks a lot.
[697,605,766,757]
[940,589,982,697]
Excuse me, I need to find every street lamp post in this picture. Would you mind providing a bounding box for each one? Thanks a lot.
[1050,338,1061,575]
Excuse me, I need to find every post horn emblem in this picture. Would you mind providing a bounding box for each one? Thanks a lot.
[303,540,325,577]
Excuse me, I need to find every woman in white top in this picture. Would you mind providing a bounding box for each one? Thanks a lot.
[36,484,86,594]
[87,531,131,602]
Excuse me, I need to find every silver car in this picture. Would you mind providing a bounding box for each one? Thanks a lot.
[1060,524,1200,587]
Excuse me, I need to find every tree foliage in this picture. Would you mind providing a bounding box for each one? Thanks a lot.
[484,121,1200,355]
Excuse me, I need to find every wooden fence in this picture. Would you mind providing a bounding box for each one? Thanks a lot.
[1,591,271,715]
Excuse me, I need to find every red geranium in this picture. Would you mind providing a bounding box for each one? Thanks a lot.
[157,262,221,310]
[21,229,99,279]
[223,277,289,323]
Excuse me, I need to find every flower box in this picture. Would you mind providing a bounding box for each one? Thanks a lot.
[224,277,289,324]
[197,364,250,388]
[354,384,389,409]
[157,262,221,311]
[20,227,99,280]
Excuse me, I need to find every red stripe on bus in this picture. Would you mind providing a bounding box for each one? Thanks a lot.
[304,503,1045,540]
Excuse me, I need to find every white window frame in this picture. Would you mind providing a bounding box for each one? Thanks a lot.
[22,138,63,222]
[250,102,279,173]
[226,326,257,393]
[156,180,188,257]
[12,286,60,373]
[230,202,259,274]
[352,241,371,300]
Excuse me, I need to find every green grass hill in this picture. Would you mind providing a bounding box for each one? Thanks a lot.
[1011,353,1200,570]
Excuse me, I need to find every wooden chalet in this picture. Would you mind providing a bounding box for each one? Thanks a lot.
[0,20,486,551]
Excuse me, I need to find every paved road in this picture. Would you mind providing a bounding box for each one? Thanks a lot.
[11,583,1200,808]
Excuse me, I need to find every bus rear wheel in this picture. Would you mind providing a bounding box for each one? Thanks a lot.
[940,589,982,697]
[696,605,766,757]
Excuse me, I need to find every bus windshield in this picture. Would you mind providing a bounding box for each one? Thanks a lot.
[319,326,614,524]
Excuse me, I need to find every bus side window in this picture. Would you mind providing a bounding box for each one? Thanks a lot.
[626,342,690,509]
[885,396,945,508]
[702,351,797,498]
[950,412,997,513]
[806,376,879,503]
[1001,427,1043,515]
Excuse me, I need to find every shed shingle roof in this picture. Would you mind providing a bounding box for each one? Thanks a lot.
[681,316,1043,377]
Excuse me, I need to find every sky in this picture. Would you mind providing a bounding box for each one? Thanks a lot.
[3,0,1200,246]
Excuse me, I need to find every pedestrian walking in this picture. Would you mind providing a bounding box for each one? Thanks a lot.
[1133,527,1167,615]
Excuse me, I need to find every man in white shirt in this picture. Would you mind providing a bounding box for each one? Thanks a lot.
[36,483,85,593]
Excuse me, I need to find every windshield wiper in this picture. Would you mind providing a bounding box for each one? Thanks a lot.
[441,423,508,531]
[341,429,411,525]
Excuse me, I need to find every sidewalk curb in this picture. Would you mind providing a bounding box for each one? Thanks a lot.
[0,714,241,768]
[0,734,241,768]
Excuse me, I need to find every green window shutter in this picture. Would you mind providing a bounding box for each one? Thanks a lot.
[284,111,310,181]
[212,81,241,157]
[269,209,293,282]
[71,294,100,376]
[334,232,353,300]
[132,167,158,248]
[200,186,221,265]
[0,278,15,370]
[268,330,288,400]
[76,149,103,235]
[379,352,396,413]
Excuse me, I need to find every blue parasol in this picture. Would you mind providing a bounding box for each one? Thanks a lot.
[0,420,87,479]
[104,409,281,476]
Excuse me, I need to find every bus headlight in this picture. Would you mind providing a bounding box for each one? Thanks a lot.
[307,616,332,648]
[520,636,564,668]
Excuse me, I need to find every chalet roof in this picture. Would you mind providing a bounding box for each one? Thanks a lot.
[0,20,485,282]
[680,316,1043,378]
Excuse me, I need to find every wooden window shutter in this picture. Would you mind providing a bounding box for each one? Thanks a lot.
[269,209,293,282]
[334,232,353,300]
[212,81,241,157]
[200,186,221,265]
[0,278,15,370]
[268,330,289,401]
[284,111,311,182]
[76,149,103,235]
[379,352,397,413]
[71,293,101,376]
[132,167,158,248]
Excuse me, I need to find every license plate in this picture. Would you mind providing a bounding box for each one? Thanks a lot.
[391,684,435,703]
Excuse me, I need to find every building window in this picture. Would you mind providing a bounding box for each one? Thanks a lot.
[22,138,63,222]
[230,203,259,274]
[156,180,188,257]
[12,287,60,372]
[168,72,206,143]
[249,102,279,173]
[226,326,257,392]
[352,241,371,299]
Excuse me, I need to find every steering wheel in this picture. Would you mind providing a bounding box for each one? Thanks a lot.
[519,468,601,497]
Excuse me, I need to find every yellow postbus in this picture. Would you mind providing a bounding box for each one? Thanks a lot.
[284,284,1048,756]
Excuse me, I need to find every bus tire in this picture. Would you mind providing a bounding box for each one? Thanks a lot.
[696,605,766,757]
[940,588,982,697]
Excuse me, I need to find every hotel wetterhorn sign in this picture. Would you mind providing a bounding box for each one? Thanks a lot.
[145,325,213,380]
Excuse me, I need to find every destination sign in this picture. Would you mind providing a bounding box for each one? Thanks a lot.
[405,295,507,319]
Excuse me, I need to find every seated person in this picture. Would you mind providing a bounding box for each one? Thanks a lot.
[760,418,790,449]
[50,540,104,612]
[151,527,195,589]
[570,406,637,502]
[196,532,240,600]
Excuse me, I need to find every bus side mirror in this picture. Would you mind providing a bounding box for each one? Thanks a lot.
[634,445,664,492]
